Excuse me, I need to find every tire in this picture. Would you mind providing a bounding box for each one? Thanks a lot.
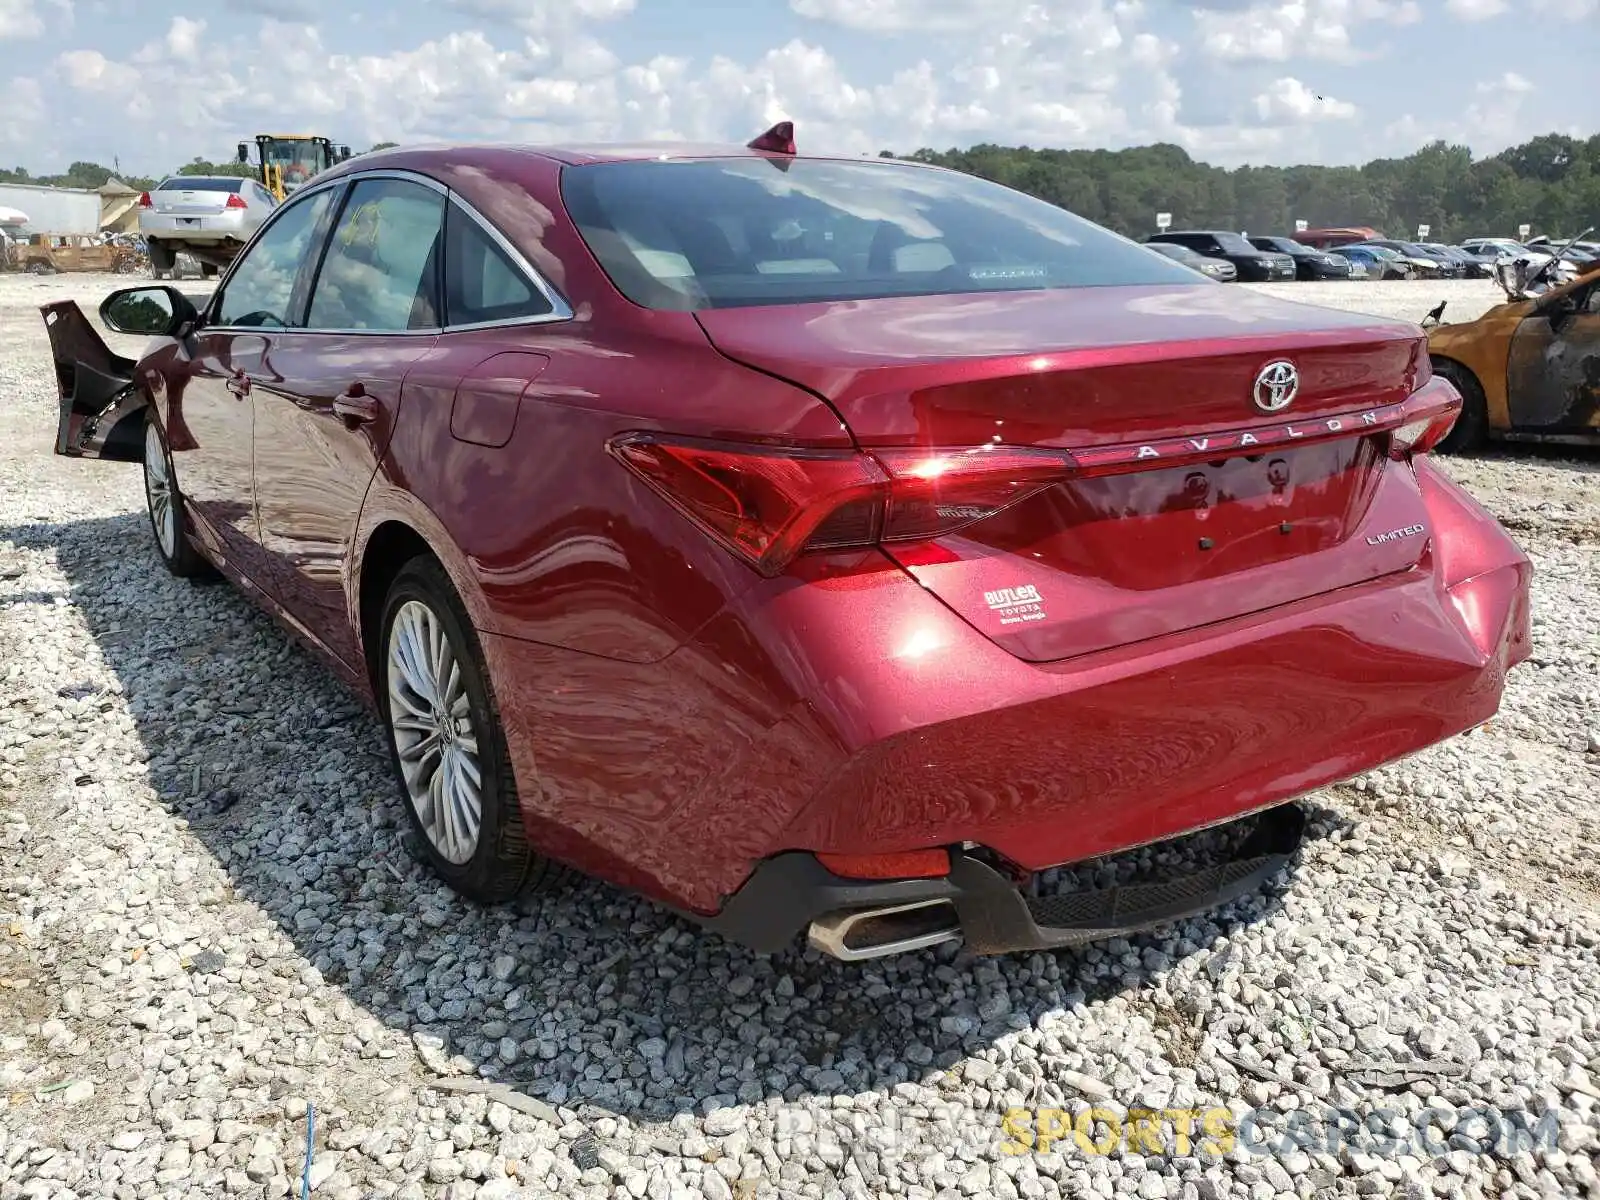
[377,556,567,904]
[142,416,212,577]
[1431,359,1488,454]
[147,239,175,280]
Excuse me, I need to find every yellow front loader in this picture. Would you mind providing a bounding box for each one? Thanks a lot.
[236,134,353,202]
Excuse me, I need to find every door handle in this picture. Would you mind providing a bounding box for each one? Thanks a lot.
[333,390,379,426]
[225,371,250,398]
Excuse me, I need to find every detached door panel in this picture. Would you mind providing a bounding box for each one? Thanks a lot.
[253,176,446,673]
[1507,286,1600,434]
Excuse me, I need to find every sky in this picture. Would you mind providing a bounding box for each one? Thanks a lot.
[0,0,1595,177]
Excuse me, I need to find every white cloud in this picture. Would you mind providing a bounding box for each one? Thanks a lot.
[0,0,43,38]
[55,47,137,90]
[789,0,994,33]
[19,0,1568,176]
[165,16,204,60]
[1195,0,1417,62]
[221,0,315,17]
[446,0,634,34]
[1444,0,1506,17]
[1252,77,1357,123]
[1381,71,1536,156]
[0,75,44,153]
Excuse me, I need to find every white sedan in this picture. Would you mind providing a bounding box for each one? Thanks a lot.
[137,175,277,280]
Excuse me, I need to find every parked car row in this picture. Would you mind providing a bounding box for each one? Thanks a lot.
[1145,225,1598,284]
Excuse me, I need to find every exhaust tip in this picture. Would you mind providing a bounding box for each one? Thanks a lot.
[807,898,962,962]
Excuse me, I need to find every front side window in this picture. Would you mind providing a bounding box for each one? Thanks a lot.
[443,201,554,326]
[562,158,1202,310]
[307,178,445,332]
[213,187,335,328]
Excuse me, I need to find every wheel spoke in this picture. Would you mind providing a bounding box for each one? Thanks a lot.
[395,615,436,707]
[429,762,453,854]
[441,659,463,710]
[390,709,432,734]
[399,730,442,764]
[451,757,480,848]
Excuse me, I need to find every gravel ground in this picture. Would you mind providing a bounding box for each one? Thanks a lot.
[1,273,1597,1200]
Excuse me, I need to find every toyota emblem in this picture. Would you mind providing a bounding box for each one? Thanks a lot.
[1253,360,1299,413]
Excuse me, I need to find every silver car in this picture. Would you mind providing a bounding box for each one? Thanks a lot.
[137,175,277,280]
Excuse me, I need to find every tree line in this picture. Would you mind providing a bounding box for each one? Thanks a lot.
[0,144,402,194]
[3,132,1596,244]
[890,132,1600,243]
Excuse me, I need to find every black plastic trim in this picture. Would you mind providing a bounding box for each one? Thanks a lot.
[695,803,1305,957]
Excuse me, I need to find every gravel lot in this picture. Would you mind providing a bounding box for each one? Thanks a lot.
[1,273,1596,1200]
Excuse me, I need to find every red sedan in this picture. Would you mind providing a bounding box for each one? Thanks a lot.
[43,126,1531,961]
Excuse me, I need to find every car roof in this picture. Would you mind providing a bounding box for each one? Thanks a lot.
[335,140,910,169]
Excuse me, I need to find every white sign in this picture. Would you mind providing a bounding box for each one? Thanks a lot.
[1294,219,1308,233]
[1155,212,1171,231]
[1518,223,1531,239]
[1416,224,1430,239]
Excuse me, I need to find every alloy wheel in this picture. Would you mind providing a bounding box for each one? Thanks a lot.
[385,599,484,865]
[143,423,177,559]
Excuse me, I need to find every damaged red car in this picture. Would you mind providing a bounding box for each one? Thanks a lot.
[42,127,1532,961]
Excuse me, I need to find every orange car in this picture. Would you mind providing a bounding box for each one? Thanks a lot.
[1427,256,1600,450]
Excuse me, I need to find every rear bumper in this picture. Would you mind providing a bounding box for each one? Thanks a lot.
[140,212,252,242]
[487,459,1531,945]
[701,803,1305,956]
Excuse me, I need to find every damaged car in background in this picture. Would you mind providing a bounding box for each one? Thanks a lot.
[38,128,1533,962]
[1424,228,1600,451]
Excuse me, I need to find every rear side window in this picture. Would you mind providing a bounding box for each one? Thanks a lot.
[561,158,1201,310]
[307,178,445,331]
[443,202,554,326]
[159,177,245,192]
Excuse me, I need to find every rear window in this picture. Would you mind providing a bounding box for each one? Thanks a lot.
[561,158,1203,310]
[158,177,246,192]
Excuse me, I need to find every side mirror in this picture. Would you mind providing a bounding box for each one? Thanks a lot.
[99,285,199,338]
[237,142,249,164]
[338,145,351,161]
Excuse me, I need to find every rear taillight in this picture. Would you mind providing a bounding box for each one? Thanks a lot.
[617,376,1466,575]
[610,437,883,572]
[137,192,152,208]
[1388,377,1462,459]
[610,435,1069,576]
[225,194,248,209]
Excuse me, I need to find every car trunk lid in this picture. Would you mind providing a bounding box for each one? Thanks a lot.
[695,284,1439,662]
[153,185,237,217]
